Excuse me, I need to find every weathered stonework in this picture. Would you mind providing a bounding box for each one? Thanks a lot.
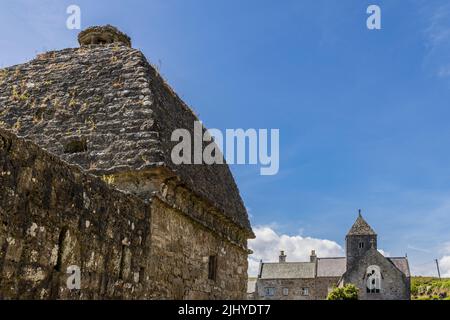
[0,25,253,300]
[253,215,410,300]
[0,125,249,300]
[253,257,343,301]
[0,128,151,299]
[147,198,248,299]
[340,214,410,300]
[340,249,410,300]
[255,279,317,300]
[78,25,132,47]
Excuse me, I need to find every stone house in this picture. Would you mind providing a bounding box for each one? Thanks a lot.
[0,25,254,299]
[253,251,345,300]
[253,213,410,300]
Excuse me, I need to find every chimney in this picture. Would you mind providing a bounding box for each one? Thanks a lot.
[78,25,132,47]
[310,250,317,263]
[257,259,263,278]
[279,251,287,263]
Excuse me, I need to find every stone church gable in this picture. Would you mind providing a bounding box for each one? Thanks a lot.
[342,248,410,300]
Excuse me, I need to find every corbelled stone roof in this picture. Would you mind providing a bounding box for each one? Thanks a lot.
[0,29,251,232]
[259,262,316,279]
[347,213,376,236]
[317,257,346,277]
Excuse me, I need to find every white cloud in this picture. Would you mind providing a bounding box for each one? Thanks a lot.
[422,3,450,78]
[441,242,450,255]
[248,226,344,276]
[410,261,438,277]
[409,242,450,277]
[439,256,450,278]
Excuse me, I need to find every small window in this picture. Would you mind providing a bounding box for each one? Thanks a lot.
[265,287,275,296]
[208,256,217,281]
[359,242,365,249]
[64,138,87,154]
[282,288,289,296]
[302,288,309,296]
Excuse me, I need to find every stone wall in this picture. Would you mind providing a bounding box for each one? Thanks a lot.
[342,249,410,300]
[346,234,377,271]
[0,128,249,299]
[254,277,339,300]
[146,198,248,300]
[255,279,316,300]
[0,128,152,299]
[314,277,340,300]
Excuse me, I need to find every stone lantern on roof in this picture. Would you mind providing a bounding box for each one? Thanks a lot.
[77,25,132,47]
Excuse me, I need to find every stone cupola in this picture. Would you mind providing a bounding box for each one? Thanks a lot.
[78,25,132,47]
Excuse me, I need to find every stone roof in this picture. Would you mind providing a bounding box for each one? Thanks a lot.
[317,257,346,277]
[0,29,251,232]
[259,262,316,279]
[388,257,410,278]
[258,255,408,280]
[347,213,376,236]
[78,25,132,47]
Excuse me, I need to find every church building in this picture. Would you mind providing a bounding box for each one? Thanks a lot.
[252,212,410,300]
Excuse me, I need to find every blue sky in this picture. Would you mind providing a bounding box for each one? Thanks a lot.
[1,0,450,276]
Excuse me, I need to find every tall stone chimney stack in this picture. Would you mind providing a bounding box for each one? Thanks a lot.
[310,250,317,263]
[279,251,287,263]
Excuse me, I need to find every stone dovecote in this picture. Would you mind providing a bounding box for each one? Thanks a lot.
[0,25,254,300]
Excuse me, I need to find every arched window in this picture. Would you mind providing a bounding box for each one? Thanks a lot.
[366,265,381,293]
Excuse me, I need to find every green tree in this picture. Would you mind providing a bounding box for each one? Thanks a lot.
[327,284,359,300]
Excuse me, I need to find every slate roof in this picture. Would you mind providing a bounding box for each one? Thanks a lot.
[317,258,346,277]
[259,262,316,279]
[258,256,409,280]
[347,213,377,236]
[0,27,251,232]
[388,257,411,278]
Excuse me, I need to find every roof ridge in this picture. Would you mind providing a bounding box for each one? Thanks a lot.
[262,261,315,265]
[347,213,377,236]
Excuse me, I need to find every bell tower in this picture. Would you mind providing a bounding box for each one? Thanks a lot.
[346,210,377,271]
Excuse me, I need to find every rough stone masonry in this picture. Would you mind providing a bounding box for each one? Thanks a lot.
[0,25,254,299]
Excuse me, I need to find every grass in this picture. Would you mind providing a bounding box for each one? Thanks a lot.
[411,277,450,300]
